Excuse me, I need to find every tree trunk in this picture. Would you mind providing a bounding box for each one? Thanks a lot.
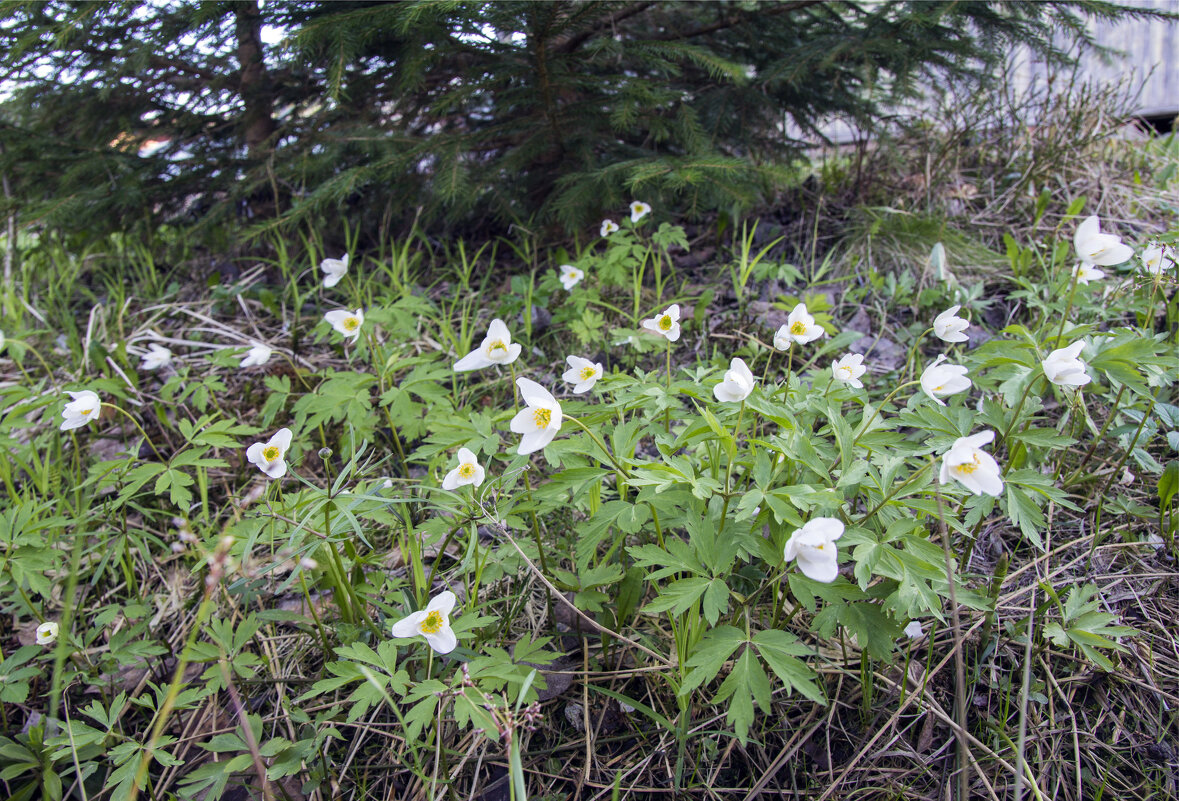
[233,0,278,217]
[234,0,275,154]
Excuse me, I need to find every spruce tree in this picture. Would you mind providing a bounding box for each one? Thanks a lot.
[0,1,1156,243]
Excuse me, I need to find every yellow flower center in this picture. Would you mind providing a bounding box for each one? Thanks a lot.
[934,384,944,392]
[815,543,825,551]
[458,463,475,478]
[486,339,507,354]
[420,610,444,634]
[263,445,281,461]
[533,407,551,428]
[790,321,806,335]
[839,366,852,378]
[343,317,359,332]
[955,456,981,475]
[579,366,597,380]
[80,407,93,416]
[658,315,672,331]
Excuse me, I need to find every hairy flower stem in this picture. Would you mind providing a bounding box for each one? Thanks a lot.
[903,327,933,383]
[1053,268,1081,347]
[998,373,1048,462]
[830,380,922,477]
[1062,385,1125,485]
[7,338,57,385]
[563,415,630,478]
[855,460,932,526]
[100,403,167,462]
[664,340,672,433]
[717,401,747,537]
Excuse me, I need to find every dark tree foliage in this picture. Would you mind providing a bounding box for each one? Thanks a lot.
[0,0,1156,243]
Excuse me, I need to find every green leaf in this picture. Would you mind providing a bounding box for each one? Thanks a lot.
[643,577,711,617]
[711,647,771,744]
[752,629,825,704]
[681,625,745,695]
[1159,461,1179,510]
[702,578,730,626]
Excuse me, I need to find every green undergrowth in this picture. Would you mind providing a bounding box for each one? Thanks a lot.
[0,201,1176,801]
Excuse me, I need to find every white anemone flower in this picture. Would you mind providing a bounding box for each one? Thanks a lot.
[35,621,59,645]
[240,342,272,368]
[321,253,349,288]
[1042,341,1091,387]
[641,304,681,342]
[939,429,1004,496]
[510,377,562,455]
[140,343,173,371]
[442,447,485,490]
[774,303,824,349]
[600,219,619,237]
[325,309,364,341]
[831,353,867,388]
[713,357,755,403]
[920,355,972,405]
[1074,215,1133,267]
[904,620,925,639]
[245,428,293,479]
[454,319,523,371]
[629,201,651,223]
[783,517,845,583]
[390,590,458,654]
[1072,262,1105,285]
[933,305,970,343]
[61,390,101,431]
[1141,244,1175,276]
[558,264,584,290]
[562,356,604,394]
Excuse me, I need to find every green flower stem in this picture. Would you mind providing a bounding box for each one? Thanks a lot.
[100,402,165,462]
[6,338,57,383]
[998,373,1048,467]
[562,414,630,479]
[760,348,776,387]
[856,460,933,526]
[828,380,922,476]
[717,401,747,538]
[1062,384,1125,485]
[1053,267,1081,347]
[903,327,933,383]
[297,566,333,657]
[664,339,672,433]
[724,401,746,496]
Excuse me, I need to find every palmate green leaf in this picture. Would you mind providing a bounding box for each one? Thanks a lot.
[752,629,825,704]
[453,687,501,741]
[643,577,711,617]
[1088,330,1171,393]
[812,599,901,662]
[681,625,745,695]
[1043,584,1137,672]
[702,578,730,626]
[711,647,771,744]
[629,538,706,578]
[403,691,441,743]
[1003,485,1046,550]
[154,467,194,509]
